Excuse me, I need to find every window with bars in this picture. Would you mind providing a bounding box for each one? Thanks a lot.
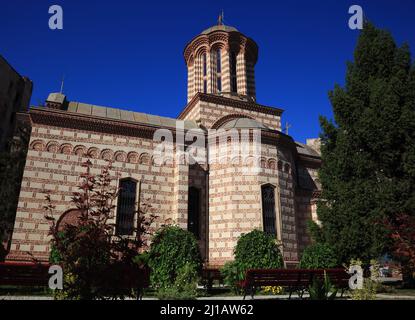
[203,53,207,77]
[188,187,200,238]
[116,179,137,236]
[261,184,276,237]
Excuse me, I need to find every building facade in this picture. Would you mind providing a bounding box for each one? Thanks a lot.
[0,55,33,151]
[7,23,321,267]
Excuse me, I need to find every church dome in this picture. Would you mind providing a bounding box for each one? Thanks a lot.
[201,24,238,35]
[220,118,270,130]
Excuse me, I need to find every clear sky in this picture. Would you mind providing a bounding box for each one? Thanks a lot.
[1,0,414,142]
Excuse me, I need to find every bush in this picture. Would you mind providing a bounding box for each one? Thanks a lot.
[220,261,244,294]
[157,263,199,300]
[46,161,156,300]
[234,230,284,270]
[308,271,337,300]
[221,230,283,290]
[299,243,338,269]
[148,225,202,289]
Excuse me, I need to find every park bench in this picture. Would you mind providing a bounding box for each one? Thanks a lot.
[240,268,350,299]
[0,262,150,299]
[0,262,50,287]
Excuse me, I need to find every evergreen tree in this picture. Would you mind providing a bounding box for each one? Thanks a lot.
[315,22,415,265]
[0,126,30,260]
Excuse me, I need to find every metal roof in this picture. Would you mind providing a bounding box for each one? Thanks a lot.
[201,24,238,34]
[295,142,320,157]
[220,117,270,130]
[66,101,199,130]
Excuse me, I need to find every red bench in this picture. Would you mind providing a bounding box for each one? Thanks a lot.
[0,262,50,287]
[0,262,150,299]
[240,268,350,299]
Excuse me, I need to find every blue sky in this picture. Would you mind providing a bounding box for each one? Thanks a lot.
[1,0,414,142]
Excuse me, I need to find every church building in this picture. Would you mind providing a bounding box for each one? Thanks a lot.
[7,22,321,267]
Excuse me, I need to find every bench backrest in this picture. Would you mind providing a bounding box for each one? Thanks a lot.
[0,262,50,286]
[245,268,350,288]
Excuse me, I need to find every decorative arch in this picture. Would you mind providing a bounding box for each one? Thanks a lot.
[277,160,283,171]
[46,141,59,153]
[268,158,277,170]
[211,114,256,129]
[59,143,73,155]
[284,163,291,173]
[259,157,267,169]
[87,147,100,159]
[30,140,45,151]
[74,145,87,157]
[231,156,241,166]
[244,156,255,167]
[139,153,151,165]
[100,149,114,161]
[127,152,139,164]
[195,45,208,58]
[114,151,127,162]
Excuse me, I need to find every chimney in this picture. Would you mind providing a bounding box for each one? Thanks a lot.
[45,92,68,110]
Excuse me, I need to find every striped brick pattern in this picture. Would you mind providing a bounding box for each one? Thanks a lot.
[184,28,258,102]
[7,124,179,262]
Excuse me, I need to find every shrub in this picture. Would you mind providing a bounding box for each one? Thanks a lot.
[157,263,199,300]
[220,261,244,294]
[348,259,377,300]
[309,271,337,300]
[221,230,283,290]
[46,160,157,300]
[299,243,338,269]
[148,225,202,289]
[234,230,284,270]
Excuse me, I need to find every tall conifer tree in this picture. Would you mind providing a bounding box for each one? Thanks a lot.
[316,22,415,264]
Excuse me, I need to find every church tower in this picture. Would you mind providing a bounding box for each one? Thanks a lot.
[184,20,258,103]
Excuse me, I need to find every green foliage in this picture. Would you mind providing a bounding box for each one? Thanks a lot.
[234,230,284,270]
[157,263,199,300]
[0,127,30,258]
[317,22,415,265]
[46,161,156,300]
[299,243,338,269]
[220,230,283,291]
[347,259,378,300]
[220,261,245,294]
[350,278,377,300]
[148,225,202,289]
[308,271,337,300]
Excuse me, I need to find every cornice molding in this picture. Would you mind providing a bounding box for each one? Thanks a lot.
[177,93,284,120]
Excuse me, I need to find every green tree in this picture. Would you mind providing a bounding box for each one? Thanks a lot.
[0,126,30,260]
[315,22,415,266]
[221,230,283,291]
[148,225,202,289]
[46,160,157,299]
[299,243,338,269]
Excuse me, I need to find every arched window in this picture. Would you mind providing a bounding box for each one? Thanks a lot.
[202,53,208,93]
[203,53,207,77]
[188,187,200,238]
[261,184,276,236]
[216,49,222,92]
[116,179,137,236]
[230,51,237,93]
